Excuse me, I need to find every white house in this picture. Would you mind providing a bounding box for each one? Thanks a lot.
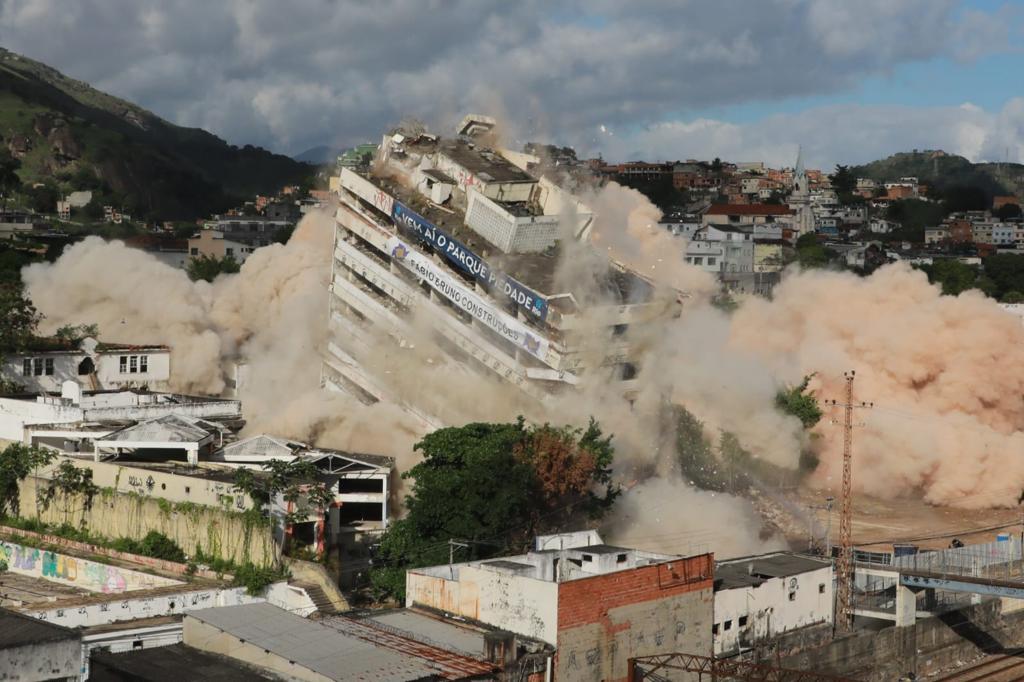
[713,553,833,658]
[2,337,170,393]
[684,225,754,275]
[868,218,898,234]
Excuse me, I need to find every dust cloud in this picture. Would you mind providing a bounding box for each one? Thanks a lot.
[731,264,1024,508]
[22,212,423,466]
[21,174,1024,566]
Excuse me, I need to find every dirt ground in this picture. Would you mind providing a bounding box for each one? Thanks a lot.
[767,485,1024,552]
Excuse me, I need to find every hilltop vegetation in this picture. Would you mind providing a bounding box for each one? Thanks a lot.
[851,150,1021,205]
[0,48,313,220]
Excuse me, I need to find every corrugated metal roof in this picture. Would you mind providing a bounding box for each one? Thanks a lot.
[220,434,301,460]
[715,552,831,590]
[100,414,219,443]
[364,610,486,658]
[218,434,394,470]
[187,604,441,681]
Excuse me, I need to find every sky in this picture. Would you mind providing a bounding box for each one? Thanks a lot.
[0,0,1022,169]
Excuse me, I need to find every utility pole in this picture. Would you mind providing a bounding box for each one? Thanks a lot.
[448,539,469,566]
[826,371,872,633]
[825,496,835,559]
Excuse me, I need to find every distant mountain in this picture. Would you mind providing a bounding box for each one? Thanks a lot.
[851,150,1024,200]
[294,145,342,165]
[0,47,314,220]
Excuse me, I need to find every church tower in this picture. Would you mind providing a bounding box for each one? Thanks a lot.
[788,145,815,239]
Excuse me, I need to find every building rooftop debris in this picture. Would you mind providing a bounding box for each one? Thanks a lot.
[0,605,79,650]
[187,603,496,681]
[0,573,90,608]
[15,335,169,355]
[413,531,680,584]
[98,414,223,445]
[714,552,832,590]
[217,434,395,470]
[351,608,499,659]
[436,139,535,184]
[89,643,282,682]
[364,168,656,306]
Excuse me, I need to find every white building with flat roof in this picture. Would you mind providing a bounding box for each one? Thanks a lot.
[713,552,833,657]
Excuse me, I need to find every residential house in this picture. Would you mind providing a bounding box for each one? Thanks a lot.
[188,229,255,264]
[701,204,793,228]
[2,336,170,393]
[924,226,949,245]
[868,218,898,235]
[207,215,293,248]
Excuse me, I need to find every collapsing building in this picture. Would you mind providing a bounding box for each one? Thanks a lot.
[324,115,681,421]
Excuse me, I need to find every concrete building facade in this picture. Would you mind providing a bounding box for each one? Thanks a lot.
[406,533,714,682]
[712,553,833,658]
[2,337,170,393]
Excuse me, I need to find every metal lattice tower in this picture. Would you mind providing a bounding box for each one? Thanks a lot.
[827,371,871,632]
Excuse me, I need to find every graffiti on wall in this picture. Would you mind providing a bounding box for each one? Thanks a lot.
[0,540,179,593]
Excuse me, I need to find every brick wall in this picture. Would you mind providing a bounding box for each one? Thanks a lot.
[556,555,714,682]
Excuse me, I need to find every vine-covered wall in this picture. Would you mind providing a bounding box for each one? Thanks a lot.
[17,476,275,566]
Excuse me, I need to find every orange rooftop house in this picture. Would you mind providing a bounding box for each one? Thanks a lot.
[701,203,793,227]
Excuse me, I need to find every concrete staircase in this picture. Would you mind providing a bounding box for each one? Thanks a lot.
[294,581,338,615]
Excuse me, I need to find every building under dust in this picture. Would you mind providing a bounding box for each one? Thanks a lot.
[323,115,683,425]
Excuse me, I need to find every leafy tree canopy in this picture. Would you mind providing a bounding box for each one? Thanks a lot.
[0,443,56,517]
[918,259,987,296]
[187,254,241,282]
[776,375,823,429]
[0,283,42,354]
[369,417,619,601]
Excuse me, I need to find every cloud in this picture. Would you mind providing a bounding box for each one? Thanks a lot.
[601,98,1024,169]
[0,0,1018,157]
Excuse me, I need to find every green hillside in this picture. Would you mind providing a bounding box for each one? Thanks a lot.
[851,150,1021,201]
[0,47,313,220]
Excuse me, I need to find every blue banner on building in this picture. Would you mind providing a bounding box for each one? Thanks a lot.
[391,200,548,321]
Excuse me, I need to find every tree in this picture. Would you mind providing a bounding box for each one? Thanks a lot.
[919,259,982,296]
[794,233,833,269]
[775,375,823,428]
[0,283,42,353]
[233,458,334,562]
[37,460,100,525]
[187,254,241,282]
[369,418,618,601]
[1002,291,1024,304]
[0,443,56,518]
[885,199,947,243]
[984,253,1024,300]
[27,183,61,215]
[0,149,21,206]
[55,323,99,344]
[940,184,988,213]
[830,165,856,196]
[513,418,619,527]
[996,203,1022,221]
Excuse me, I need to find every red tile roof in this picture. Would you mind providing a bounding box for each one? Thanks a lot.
[706,203,793,216]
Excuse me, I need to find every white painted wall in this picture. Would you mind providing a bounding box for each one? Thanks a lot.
[22,582,315,629]
[713,565,833,656]
[2,350,170,393]
[453,566,559,645]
